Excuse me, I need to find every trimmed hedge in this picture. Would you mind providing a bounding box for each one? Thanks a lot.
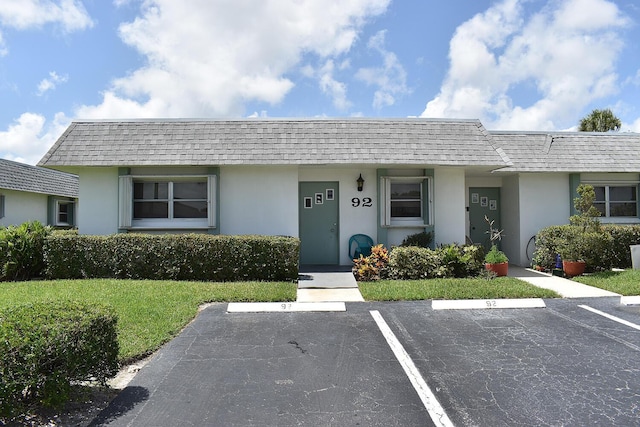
[0,301,119,418]
[533,224,640,271]
[44,233,299,281]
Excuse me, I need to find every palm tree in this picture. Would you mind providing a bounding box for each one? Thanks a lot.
[578,108,621,132]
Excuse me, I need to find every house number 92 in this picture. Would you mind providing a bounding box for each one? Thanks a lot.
[352,197,373,207]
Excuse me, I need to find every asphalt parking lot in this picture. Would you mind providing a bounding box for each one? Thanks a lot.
[91,297,640,426]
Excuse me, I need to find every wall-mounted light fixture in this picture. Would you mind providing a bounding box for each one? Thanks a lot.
[357,174,364,192]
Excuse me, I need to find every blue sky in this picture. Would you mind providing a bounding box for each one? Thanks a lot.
[0,0,639,164]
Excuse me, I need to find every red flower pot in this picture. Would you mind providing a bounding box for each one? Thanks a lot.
[485,262,508,277]
[562,260,586,278]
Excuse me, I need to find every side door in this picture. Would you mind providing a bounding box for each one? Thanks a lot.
[468,187,501,250]
[299,182,339,265]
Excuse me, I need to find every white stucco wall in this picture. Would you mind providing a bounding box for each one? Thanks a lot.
[77,167,119,234]
[0,189,48,227]
[299,167,378,265]
[434,168,466,246]
[519,173,570,264]
[220,166,299,237]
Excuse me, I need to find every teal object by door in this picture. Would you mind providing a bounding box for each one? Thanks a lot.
[468,187,501,250]
[299,182,339,265]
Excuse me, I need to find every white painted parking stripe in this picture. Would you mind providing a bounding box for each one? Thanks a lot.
[432,298,546,310]
[370,310,454,427]
[621,296,640,306]
[579,305,640,331]
[227,302,345,313]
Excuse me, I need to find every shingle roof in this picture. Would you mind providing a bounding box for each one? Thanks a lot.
[491,131,640,172]
[0,158,78,197]
[37,118,511,168]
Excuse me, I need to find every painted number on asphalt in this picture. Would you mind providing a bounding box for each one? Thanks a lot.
[280,303,293,311]
[485,300,497,308]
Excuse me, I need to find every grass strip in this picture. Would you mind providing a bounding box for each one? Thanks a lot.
[572,270,640,296]
[0,279,296,362]
[359,277,560,301]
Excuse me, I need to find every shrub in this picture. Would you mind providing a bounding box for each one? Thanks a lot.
[400,231,433,248]
[352,244,389,281]
[387,246,440,279]
[532,225,568,270]
[533,224,636,271]
[385,244,484,280]
[438,244,485,278]
[0,221,51,281]
[603,224,640,268]
[0,301,119,418]
[44,233,299,281]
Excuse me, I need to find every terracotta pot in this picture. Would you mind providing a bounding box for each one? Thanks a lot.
[485,262,508,277]
[562,260,586,277]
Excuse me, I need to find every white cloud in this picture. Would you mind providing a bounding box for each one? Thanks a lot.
[0,0,93,59]
[36,71,68,96]
[77,0,390,119]
[627,117,640,133]
[421,0,630,130]
[0,32,7,57]
[355,30,409,109]
[0,0,93,31]
[318,60,351,111]
[0,112,69,165]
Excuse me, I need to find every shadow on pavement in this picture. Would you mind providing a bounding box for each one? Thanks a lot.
[89,386,149,426]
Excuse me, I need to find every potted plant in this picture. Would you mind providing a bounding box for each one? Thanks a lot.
[483,215,509,276]
[557,238,586,278]
[557,184,600,277]
[485,245,509,276]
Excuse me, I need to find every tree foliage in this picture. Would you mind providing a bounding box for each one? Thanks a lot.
[578,108,621,132]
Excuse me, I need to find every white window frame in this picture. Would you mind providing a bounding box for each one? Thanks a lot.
[119,175,217,230]
[591,184,638,221]
[380,176,433,227]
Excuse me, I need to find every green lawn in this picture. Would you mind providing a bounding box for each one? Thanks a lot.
[572,269,640,296]
[0,279,297,363]
[359,277,560,301]
[4,273,605,363]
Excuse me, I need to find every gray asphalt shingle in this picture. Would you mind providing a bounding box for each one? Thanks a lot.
[38,118,510,168]
[0,158,78,197]
[492,131,640,172]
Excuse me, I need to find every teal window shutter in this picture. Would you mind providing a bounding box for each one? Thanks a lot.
[47,196,55,226]
[68,201,75,226]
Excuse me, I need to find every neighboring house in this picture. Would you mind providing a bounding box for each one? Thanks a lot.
[0,158,78,228]
[37,119,640,266]
[491,131,640,266]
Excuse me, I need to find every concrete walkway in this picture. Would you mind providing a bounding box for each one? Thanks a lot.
[297,266,364,302]
[508,265,621,298]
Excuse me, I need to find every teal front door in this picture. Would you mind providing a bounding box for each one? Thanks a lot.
[299,182,339,265]
[469,187,501,250]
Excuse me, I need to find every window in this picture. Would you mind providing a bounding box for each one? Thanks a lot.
[119,175,217,230]
[133,180,208,220]
[0,195,4,219]
[57,202,71,225]
[390,182,422,218]
[593,185,637,217]
[381,176,431,226]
